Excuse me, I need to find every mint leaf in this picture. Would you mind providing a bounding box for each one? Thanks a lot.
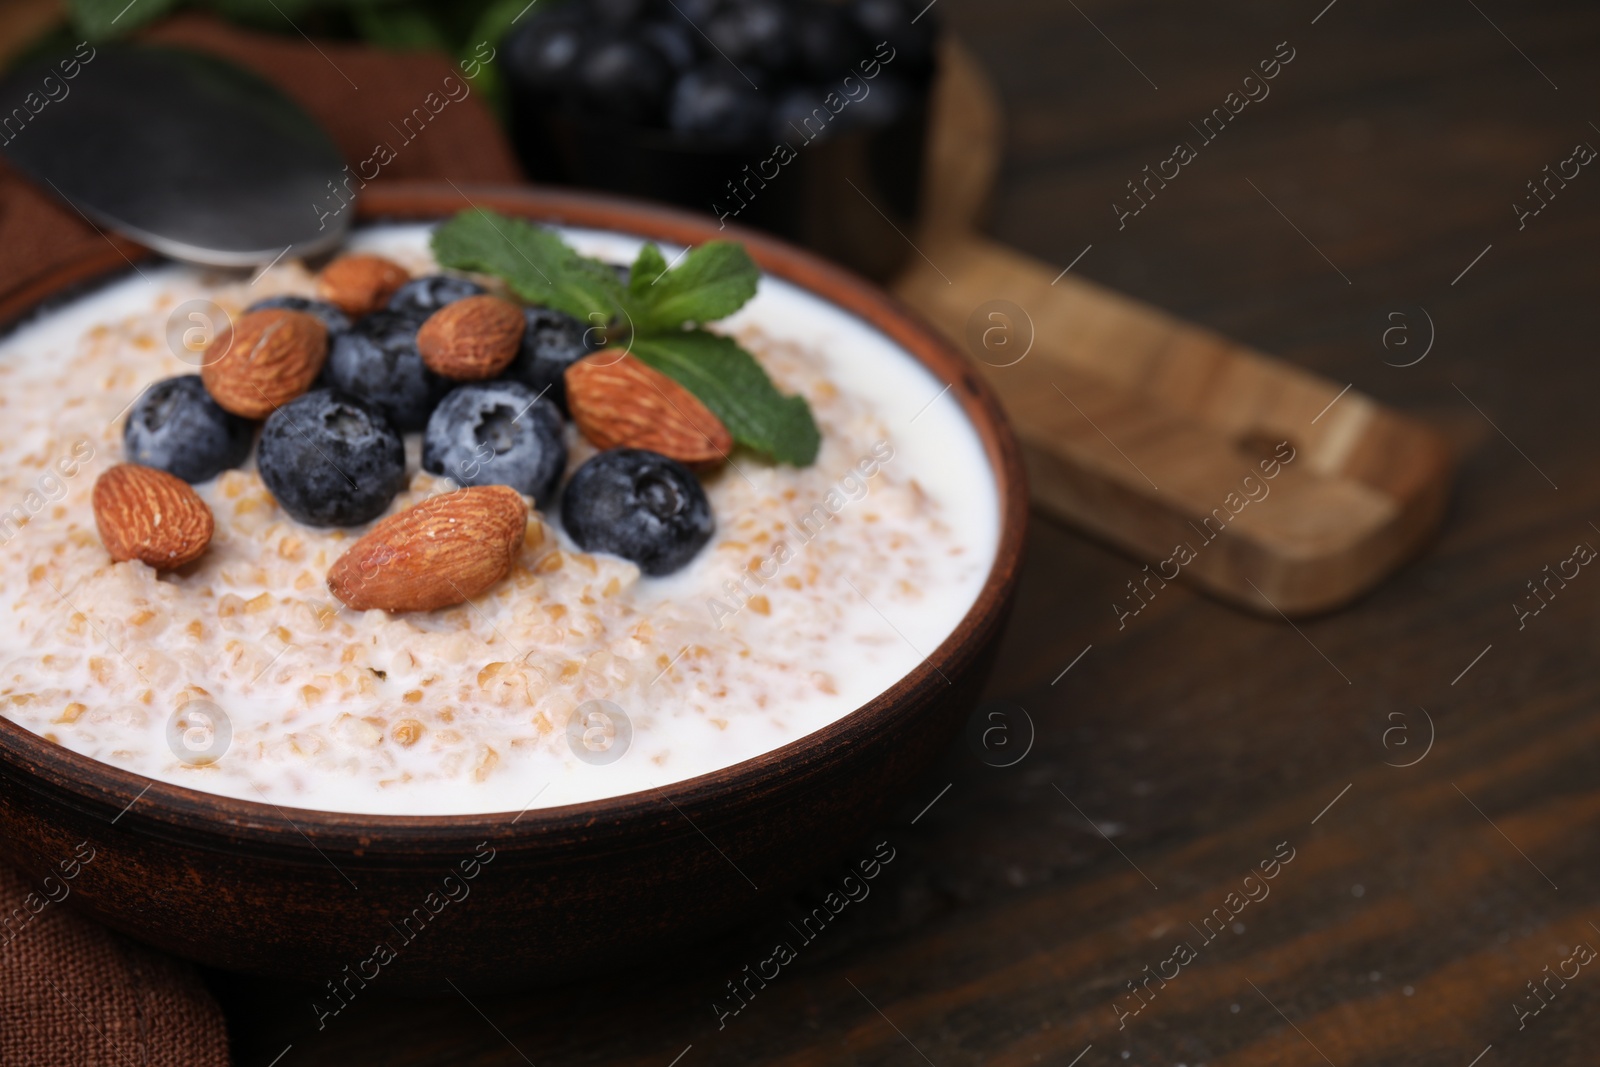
[431,209,623,324]
[71,0,179,37]
[628,242,759,334]
[350,4,450,50]
[456,0,530,119]
[628,244,670,299]
[629,331,820,466]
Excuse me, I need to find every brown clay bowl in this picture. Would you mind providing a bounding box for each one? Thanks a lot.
[0,182,1027,992]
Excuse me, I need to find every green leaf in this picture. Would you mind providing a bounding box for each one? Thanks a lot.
[350,4,452,51]
[460,0,528,58]
[69,0,181,39]
[208,0,320,33]
[629,331,820,466]
[628,241,759,334]
[628,243,670,298]
[456,0,531,120]
[431,208,623,324]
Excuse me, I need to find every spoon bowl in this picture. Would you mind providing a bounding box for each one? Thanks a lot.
[0,45,349,267]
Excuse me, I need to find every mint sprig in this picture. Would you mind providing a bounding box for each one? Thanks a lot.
[432,209,819,466]
[626,241,760,334]
[71,0,178,38]
[430,208,624,325]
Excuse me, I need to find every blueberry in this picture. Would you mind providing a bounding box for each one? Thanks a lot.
[324,310,450,432]
[503,306,598,415]
[774,77,909,144]
[561,449,713,576]
[675,0,727,22]
[850,0,936,69]
[257,389,406,527]
[707,0,796,75]
[772,86,838,143]
[668,66,770,144]
[423,382,566,505]
[245,295,350,334]
[793,3,865,79]
[122,375,253,483]
[835,75,909,130]
[504,7,593,92]
[640,20,699,72]
[592,0,649,25]
[386,275,486,317]
[575,36,672,124]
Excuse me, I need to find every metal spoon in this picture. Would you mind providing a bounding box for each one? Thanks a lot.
[0,44,349,267]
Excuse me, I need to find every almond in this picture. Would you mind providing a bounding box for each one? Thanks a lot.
[326,486,528,613]
[416,295,525,380]
[317,253,410,316]
[93,464,214,570]
[566,352,732,468]
[201,308,327,419]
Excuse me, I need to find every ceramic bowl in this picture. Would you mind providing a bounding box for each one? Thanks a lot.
[0,183,1026,991]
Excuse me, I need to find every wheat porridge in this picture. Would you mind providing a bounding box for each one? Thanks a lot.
[0,218,998,815]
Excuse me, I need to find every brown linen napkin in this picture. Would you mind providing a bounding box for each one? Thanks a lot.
[1,865,231,1066]
[0,13,525,1066]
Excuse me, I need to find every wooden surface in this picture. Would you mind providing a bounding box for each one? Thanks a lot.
[897,41,1453,616]
[214,0,1600,1063]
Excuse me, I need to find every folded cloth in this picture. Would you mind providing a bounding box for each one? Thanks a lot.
[0,13,523,1066]
[140,13,522,186]
[0,864,230,1066]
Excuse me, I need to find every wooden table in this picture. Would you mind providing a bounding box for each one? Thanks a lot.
[214,1,1600,1063]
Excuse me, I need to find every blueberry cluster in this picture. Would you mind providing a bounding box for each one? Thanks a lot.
[125,272,718,576]
[503,0,936,147]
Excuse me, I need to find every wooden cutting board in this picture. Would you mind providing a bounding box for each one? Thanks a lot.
[893,42,1452,617]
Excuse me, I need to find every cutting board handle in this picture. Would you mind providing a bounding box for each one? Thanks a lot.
[892,40,1452,616]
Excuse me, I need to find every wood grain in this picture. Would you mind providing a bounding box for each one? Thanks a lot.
[896,40,1453,615]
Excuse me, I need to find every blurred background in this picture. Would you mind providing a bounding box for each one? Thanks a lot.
[3,0,943,278]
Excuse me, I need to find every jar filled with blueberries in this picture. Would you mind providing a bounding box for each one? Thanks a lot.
[501,0,938,281]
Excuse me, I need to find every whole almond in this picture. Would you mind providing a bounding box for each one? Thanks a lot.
[201,308,326,418]
[416,295,525,380]
[566,352,732,468]
[327,486,528,613]
[317,254,410,315]
[93,464,214,570]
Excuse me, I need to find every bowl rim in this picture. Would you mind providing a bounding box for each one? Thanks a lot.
[0,181,1028,843]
